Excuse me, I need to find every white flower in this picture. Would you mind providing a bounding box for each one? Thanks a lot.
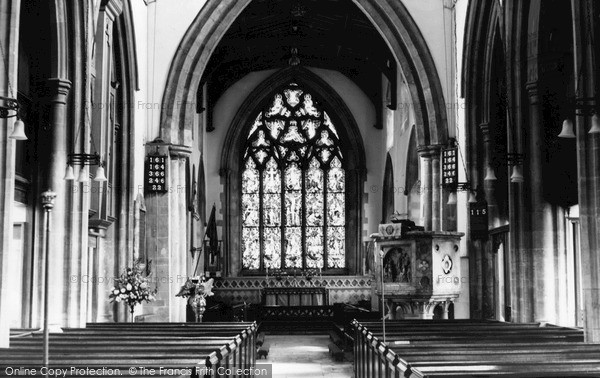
[126,283,132,291]
[113,289,119,295]
[115,297,121,302]
[140,282,147,289]
[120,288,126,293]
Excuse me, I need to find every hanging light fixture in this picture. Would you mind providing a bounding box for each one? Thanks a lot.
[448,182,472,205]
[447,192,457,205]
[510,165,524,183]
[69,153,102,183]
[0,96,27,140]
[10,117,27,140]
[77,166,89,183]
[484,165,497,181]
[561,25,599,137]
[63,164,75,181]
[93,162,107,182]
[558,119,576,138]
[66,15,104,184]
[589,113,600,134]
[0,39,27,140]
[468,191,477,204]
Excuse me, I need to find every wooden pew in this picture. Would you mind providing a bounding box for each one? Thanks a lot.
[2,322,257,378]
[352,320,600,378]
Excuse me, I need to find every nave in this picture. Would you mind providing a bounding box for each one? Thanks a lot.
[5,317,600,377]
[260,335,353,378]
[3,0,600,377]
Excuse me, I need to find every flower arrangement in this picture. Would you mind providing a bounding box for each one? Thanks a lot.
[109,260,157,314]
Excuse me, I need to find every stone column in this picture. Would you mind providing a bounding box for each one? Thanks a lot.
[431,151,441,231]
[478,122,496,319]
[143,144,191,322]
[169,146,189,322]
[0,0,19,348]
[574,0,600,341]
[480,123,498,222]
[44,78,72,328]
[88,0,123,323]
[418,148,432,230]
[220,168,234,277]
[442,300,452,320]
[417,146,441,231]
[525,81,556,324]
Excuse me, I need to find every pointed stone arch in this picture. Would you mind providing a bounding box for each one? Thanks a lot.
[160,0,449,149]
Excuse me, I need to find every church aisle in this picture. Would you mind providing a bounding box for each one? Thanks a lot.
[260,335,353,378]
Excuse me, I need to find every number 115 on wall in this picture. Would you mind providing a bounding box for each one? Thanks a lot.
[470,208,487,216]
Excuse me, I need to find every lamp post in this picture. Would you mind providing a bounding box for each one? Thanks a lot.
[41,190,56,373]
[379,249,386,344]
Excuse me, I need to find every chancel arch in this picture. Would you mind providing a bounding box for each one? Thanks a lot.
[160,0,448,149]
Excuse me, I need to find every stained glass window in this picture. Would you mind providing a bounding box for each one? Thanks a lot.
[241,83,346,271]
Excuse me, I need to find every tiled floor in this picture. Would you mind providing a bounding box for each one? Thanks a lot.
[259,335,353,378]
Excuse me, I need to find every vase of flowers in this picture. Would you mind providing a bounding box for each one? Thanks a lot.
[109,260,157,321]
[176,275,214,322]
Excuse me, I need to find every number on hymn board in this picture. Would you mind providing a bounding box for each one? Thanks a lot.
[146,155,168,193]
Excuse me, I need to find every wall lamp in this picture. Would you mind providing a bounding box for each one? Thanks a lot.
[447,182,477,205]
[0,95,27,140]
[558,97,600,138]
[64,153,107,182]
[484,153,524,183]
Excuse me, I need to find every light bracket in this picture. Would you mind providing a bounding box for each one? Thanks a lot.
[0,95,19,119]
[68,153,101,166]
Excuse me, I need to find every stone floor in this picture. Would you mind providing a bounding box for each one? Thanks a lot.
[258,334,353,378]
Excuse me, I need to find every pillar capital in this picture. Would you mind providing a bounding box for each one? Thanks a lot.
[525,81,541,105]
[478,122,490,134]
[44,78,72,105]
[479,122,493,143]
[41,190,57,210]
[417,144,443,159]
[168,144,192,158]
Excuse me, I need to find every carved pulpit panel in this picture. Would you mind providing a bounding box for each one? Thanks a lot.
[371,229,464,319]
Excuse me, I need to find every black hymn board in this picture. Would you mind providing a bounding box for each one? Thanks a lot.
[146,155,167,193]
[469,202,488,240]
[442,147,458,188]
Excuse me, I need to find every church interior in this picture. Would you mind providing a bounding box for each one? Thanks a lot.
[1,0,600,376]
